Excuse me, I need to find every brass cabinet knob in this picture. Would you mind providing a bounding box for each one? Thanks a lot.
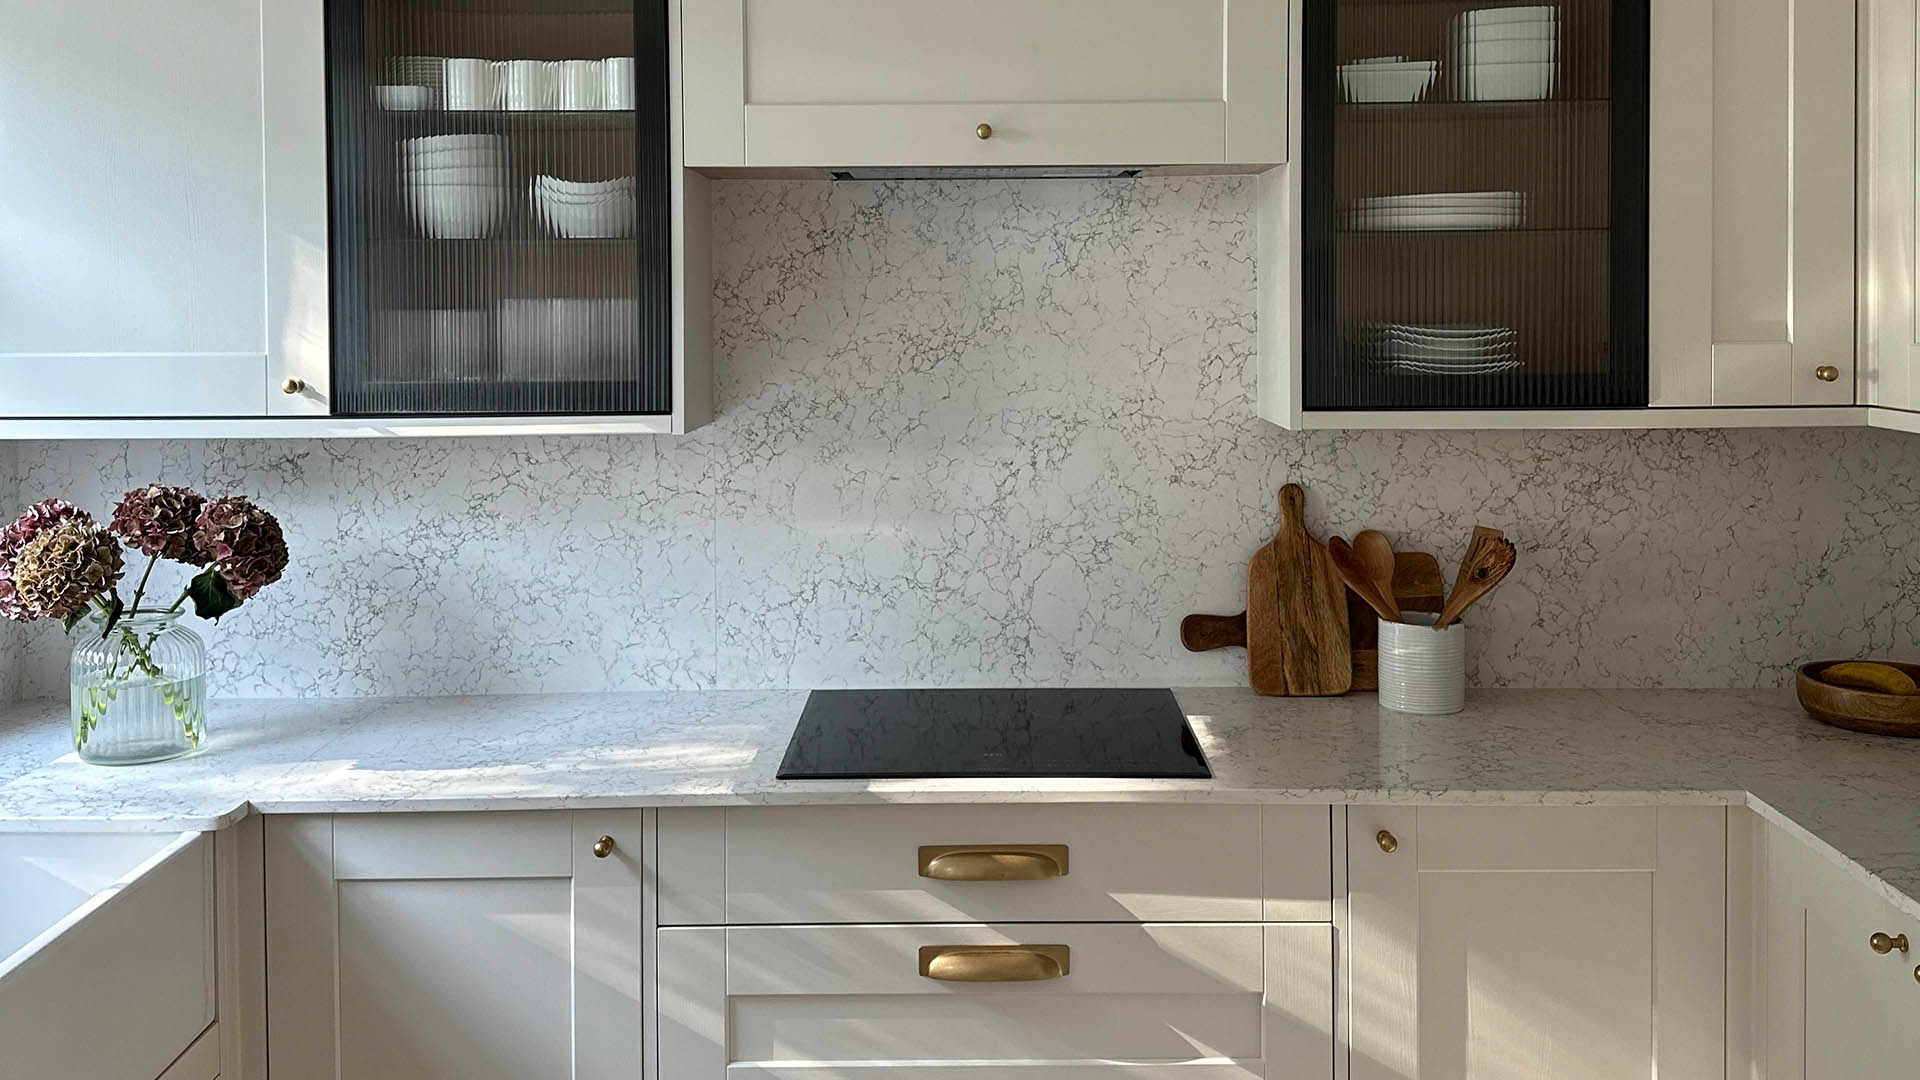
[1871,931,1910,954]
[280,377,307,395]
[1815,365,1840,382]
[1376,829,1399,854]
[976,122,993,140]
[592,835,616,859]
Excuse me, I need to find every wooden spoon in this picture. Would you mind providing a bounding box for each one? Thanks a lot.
[1353,530,1401,621]
[1435,534,1517,628]
[1328,536,1401,623]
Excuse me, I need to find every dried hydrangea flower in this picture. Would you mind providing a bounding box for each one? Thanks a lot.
[0,499,92,622]
[110,484,208,564]
[193,497,288,600]
[12,519,124,622]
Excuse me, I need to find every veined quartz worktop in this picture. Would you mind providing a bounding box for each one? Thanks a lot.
[0,687,1916,918]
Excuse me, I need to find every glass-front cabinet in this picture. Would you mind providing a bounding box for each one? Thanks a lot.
[325,0,673,417]
[1302,0,1648,411]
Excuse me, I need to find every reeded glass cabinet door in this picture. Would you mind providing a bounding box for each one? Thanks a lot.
[1302,0,1648,411]
[326,0,671,416]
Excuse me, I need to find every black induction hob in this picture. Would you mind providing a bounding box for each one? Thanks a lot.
[776,688,1210,780]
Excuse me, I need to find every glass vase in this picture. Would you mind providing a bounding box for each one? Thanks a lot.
[70,610,208,765]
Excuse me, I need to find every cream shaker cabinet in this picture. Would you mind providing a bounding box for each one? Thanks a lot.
[1862,0,1920,428]
[1347,805,1727,1080]
[0,0,325,419]
[1648,0,1857,408]
[655,803,1337,1077]
[1755,817,1920,1079]
[658,922,1335,1078]
[682,0,1289,169]
[264,812,645,1080]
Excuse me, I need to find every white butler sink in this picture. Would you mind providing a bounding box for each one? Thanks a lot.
[0,831,215,1080]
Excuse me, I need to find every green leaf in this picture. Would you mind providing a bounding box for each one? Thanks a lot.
[97,594,124,639]
[61,611,83,633]
[186,567,244,622]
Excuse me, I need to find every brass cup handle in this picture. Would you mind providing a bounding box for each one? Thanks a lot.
[1376,830,1399,854]
[592,835,616,859]
[919,944,1069,982]
[919,844,1068,881]
[1814,365,1840,382]
[1871,931,1910,955]
[975,122,993,140]
[281,377,307,395]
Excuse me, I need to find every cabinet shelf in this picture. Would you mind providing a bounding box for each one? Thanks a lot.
[1337,226,1610,235]
[1337,98,1611,112]
[369,109,637,131]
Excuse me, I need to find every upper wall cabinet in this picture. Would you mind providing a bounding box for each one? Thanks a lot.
[1863,0,1920,426]
[0,0,312,419]
[1265,0,1862,429]
[1298,0,1650,413]
[0,0,710,436]
[682,0,1290,169]
[1647,0,1856,407]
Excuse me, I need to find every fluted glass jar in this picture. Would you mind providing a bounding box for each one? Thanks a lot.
[70,610,207,765]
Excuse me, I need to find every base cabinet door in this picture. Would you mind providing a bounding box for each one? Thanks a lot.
[1760,822,1920,1078]
[1348,806,1726,1080]
[657,922,1333,1077]
[265,811,644,1080]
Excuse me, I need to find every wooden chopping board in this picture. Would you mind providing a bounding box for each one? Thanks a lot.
[1270,484,1351,695]
[1349,551,1446,691]
[1179,486,1366,695]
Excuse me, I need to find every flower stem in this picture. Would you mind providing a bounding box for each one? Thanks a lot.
[126,553,158,615]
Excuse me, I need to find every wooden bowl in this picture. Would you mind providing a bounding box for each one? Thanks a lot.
[1796,660,1920,737]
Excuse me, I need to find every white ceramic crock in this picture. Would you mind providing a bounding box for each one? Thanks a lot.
[1377,612,1466,714]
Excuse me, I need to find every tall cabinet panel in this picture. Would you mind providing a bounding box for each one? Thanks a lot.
[1647,0,1856,406]
[0,0,278,418]
[1301,0,1650,412]
[1865,0,1920,417]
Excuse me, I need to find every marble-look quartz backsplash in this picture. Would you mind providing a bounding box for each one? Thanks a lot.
[8,177,1920,697]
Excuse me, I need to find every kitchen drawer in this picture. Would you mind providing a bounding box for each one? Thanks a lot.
[657,922,1334,1076]
[657,804,1332,925]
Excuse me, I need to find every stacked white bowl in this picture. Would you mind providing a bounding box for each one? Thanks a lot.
[402,135,512,240]
[1453,5,1558,101]
[1339,56,1440,103]
[530,175,636,239]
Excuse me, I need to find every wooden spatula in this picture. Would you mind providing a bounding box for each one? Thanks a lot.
[1436,529,1517,628]
[1328,536,1400,623]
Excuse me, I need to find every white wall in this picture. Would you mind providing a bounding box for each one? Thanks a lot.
[9,178,1919,697]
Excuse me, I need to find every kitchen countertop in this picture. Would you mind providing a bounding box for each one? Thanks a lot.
[0,687,1916,917]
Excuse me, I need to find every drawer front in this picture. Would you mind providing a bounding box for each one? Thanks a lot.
[660,804,1331,925]
[658,922,1334,1076]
